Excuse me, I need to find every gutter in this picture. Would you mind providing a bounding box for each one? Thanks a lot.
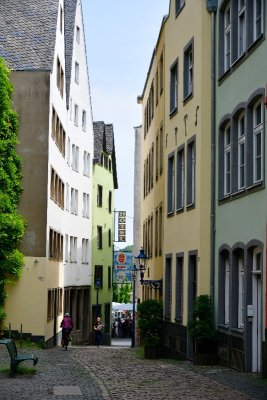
[206,1,217,308]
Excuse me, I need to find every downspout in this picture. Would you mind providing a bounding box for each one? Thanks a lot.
[206,1,217,308]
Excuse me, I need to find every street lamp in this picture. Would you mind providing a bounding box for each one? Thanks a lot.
[95,278,101,317]
[131,265,138,348]
[135,248,149,284]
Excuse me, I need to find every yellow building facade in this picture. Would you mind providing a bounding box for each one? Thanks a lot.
[138,16,166,302]
[138,0,214,359]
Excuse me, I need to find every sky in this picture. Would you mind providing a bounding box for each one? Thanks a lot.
[82,0,170,249]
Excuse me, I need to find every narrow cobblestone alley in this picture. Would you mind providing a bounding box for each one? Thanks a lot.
[1,344,267,399]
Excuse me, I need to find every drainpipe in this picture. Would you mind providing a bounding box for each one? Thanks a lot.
[206,1,217,308]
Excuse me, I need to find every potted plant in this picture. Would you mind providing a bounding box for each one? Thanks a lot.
[187,295,218,365]
[137,299,164,359]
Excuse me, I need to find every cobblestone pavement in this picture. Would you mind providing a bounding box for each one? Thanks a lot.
[1,343,267,399]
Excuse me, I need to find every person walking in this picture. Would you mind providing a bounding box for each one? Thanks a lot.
[94,317,104,347]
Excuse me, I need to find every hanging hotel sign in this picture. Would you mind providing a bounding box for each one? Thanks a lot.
[118,211,126,242]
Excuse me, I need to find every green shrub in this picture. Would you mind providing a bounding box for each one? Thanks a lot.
[138,299,163,347]
[187,295,217,346]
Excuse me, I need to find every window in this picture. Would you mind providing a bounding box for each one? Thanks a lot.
[164,257,172,319]
[224,124,231,195]
[159,125,163,174]
[238,113,246,189]
[49,228,63,261]
[224,4,231,71]
[175,0,185,15]
[176,146,185,211]
[75,62,79,84]
[82,193,89,218]
[155,69,159,105]
[155,133,159,180]
[159,203,163,256]
[155,208,158,257]
[167,153,175,214]
[50,167,64,209]
[186,138,195,207]
[51,106,66,157]
[224,257,230,325]
[238,0,246,57]
[82,110,86,131]
[108,191,112,213]
[59,6,63,33]
[170,60,178,114]
[65,183,69,211]
[97,185,103,207]
[82,239,89,263]
[253,100,263,183]
[175,255,183,322]
[184,40,193,100]
[70,188,78,215]
[159,51,164,94]
[94,265,103,287]
[108,229,112,247]
[219,0,264,78]
[108,266,112,289]
[56,57,64,97]
[238,255,245,328]
[254,0,263,40]
[65,234,68,262]
[70,236,77,262]
[67,137,71,165]
[83,151,91,177]
[74,104,79,126]
[72,144,79,172]
[97,226,103,249]
[76,25,80,44]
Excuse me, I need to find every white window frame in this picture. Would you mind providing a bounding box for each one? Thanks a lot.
[66,183,69,211]
[74,104,79,126]
[224,3,231,71]
[82,192,89,218]
[224,124,231,195]
[254,0,263,40]
[188,49,193,95]
[65,234,68,262]
[70,188,78,215]
[238,0,246,57]
[238,256,245,329]
[72,144,79,172]
[170,61,178,114]
[83,151,90,177]
[82,110,86,131]
[238,113,246,190]
[253,100,263,183]
[75,62,79,84]
[70,236,77,262]
[225,258,230,325]
[82,238,89,263]
[76,25,80,44]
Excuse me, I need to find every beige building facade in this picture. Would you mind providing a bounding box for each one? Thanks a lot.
[137,16,166,302]
[137,0,214,359]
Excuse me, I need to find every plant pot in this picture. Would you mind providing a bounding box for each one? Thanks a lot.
[193,341,218,365]
[144,346,165,359]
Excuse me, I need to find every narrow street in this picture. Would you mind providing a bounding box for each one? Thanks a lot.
[1,341,266,399]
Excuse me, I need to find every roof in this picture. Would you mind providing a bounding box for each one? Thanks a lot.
[0,0,58,71]
[0,0,78,110]
[93,121,118,189]
[64,0,78,109]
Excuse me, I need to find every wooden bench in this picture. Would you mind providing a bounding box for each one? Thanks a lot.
[0,338,38,377]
